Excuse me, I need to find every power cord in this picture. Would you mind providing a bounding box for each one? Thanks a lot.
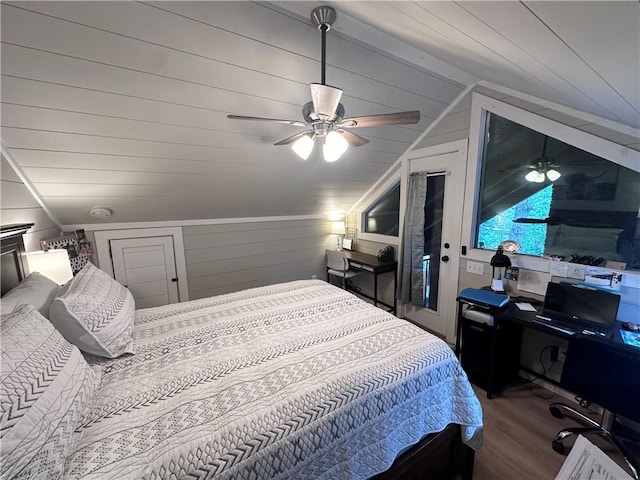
[522,345,556,399]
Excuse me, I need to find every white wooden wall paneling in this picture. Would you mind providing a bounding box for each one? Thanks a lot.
[1,99,423,147]
[187,247,325,280]
[1,156,59,251]
[420,1,633,122]
[189,258,324,299]
[7,148,390,179]
[1,127,403,169]
[182,218,330,299]
[16,1,460,103]
[1,6,454,119]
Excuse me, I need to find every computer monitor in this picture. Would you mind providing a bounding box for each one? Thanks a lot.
[543,282,620,327]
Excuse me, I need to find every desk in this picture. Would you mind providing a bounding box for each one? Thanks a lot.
[455,298,640,400]
[327,250,398,314]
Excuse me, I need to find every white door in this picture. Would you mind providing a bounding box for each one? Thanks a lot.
[111,236,179,308]
[403,142,467,343]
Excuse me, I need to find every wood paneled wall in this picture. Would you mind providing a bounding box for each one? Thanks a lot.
[416,85,640,151]
[183,218,333,299]
[1,155,59,250]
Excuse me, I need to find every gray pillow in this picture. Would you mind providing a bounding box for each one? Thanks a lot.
[0,272,61,317]
[49,262,136,358]
[0,303,100,479]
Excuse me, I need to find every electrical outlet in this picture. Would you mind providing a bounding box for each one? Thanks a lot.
[567,264,586,280]
[549,262,569,278]
[466,261,484,275]
[311,274,318,280]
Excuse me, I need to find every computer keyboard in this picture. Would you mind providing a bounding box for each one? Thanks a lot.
[533,317,576,335]
[534,315,609,337]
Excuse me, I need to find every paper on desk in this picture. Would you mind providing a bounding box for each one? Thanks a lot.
[515,302,537,311]
[554,434,632,480]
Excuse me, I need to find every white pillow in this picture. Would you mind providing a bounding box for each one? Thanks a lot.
[0,272,61,317]
[49,262,136,358]
[0,303,100,479]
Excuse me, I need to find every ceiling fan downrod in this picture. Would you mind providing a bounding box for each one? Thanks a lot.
[311,6,336,86]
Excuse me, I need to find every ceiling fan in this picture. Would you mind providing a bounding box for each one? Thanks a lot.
[524,136,561,183]
[227,5,421,162]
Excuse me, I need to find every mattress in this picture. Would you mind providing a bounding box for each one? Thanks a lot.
[66,280,482,479]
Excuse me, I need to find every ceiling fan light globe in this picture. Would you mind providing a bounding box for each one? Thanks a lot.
[323,131,348,162]
[525,170,545,183]
[291,135,314,160]
[546,169,561,181]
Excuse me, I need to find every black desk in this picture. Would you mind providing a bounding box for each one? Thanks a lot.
[330,250,397,314]
[455,297,640,399]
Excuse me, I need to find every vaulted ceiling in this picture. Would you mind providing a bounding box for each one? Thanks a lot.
[1,1,638,226]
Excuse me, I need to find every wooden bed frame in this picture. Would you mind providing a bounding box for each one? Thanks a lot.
[0,223,475,480]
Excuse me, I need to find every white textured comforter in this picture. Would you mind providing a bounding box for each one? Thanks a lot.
[66,280,482,479]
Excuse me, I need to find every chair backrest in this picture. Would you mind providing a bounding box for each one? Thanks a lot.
[326,250,349,271]
[561,335,640,422]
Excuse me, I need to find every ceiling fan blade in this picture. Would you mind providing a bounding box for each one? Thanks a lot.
[342,110,421,128]
[227,114,307,127]
[339,129,369,147]
[274,131,311,146]
[310,83,343,118]
[513,217,561,225]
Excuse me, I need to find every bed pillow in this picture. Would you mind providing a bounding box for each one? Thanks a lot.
[545,224,622,259]
[49,262,136,358]
[0,303,100,479]
[0,272,61,317]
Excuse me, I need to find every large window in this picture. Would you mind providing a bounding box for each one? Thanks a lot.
[363,182,400,237]
[475,112,640,269]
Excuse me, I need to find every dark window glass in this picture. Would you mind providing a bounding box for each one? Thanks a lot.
[364,183,400,236]
[476,112,640,270]
[423,175,445,310]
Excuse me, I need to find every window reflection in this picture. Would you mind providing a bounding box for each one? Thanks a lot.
[476,113,640,270]
[363,183,401,236]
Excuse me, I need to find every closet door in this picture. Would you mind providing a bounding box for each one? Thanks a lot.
[111,236,179,308]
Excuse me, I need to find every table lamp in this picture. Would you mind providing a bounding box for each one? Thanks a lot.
[26,249,73,285]
[331,221,346,250]
[490,245,511,292]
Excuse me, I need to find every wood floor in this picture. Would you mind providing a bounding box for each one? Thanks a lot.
[471,382,632,480]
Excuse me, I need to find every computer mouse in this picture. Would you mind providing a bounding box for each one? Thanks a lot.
[621,322,640,332]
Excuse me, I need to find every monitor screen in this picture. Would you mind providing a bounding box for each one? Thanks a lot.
[543,282,620,327]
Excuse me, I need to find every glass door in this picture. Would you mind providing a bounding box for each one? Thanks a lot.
[403,142,467,343]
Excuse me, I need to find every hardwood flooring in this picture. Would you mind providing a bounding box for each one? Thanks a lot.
[471,382,633,480]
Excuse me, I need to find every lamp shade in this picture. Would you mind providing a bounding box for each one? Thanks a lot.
[291,134,314,160]
[331,221,346,235]
[26,249,73,285]
[323,131,348,162]
[490,245,511,268]
[546,169,561,181]
[525,170,545,183]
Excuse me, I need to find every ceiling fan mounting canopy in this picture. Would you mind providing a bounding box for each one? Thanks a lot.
[226,5,421,159]
[311,5,336,31]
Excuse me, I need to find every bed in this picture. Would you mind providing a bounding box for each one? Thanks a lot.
[1,224,482,480]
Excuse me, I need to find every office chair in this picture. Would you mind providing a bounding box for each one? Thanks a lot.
[326,250,361,290]
[549,334,640,479]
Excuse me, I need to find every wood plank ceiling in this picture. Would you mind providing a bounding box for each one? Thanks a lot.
[1,1,638,226]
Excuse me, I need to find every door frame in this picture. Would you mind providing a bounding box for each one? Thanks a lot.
[93,227,189,302]
[398,139,468,343]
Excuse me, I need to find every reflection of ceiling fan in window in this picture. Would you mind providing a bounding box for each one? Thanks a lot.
[524,136,561,183]
[227,6,420,162]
